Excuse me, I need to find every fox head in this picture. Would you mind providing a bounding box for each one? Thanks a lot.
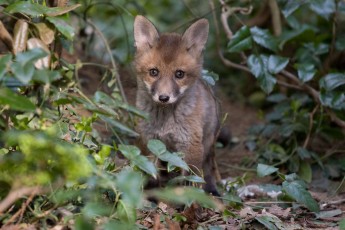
[134,15,209,104]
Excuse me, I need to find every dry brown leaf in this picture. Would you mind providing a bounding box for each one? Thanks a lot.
[158,202,168,214]
[34,22,55,45]
[0,21,13,52]
[27,38,50,69]
[182,203,203,223]
[239,206,257,219]
[13,20,29,54]
[268,204,291,218]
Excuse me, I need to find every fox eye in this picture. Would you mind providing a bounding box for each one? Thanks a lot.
[175,70,185,79]
[149,68,159,77]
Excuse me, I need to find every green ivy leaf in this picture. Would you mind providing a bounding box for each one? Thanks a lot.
[319,91,345,110]
[147,139,167,156]
[247,54,267,78]
[282,181,319,212]
[299,161,312,183]
[0,87,36,112]
[102,221,136,230]
[258,73,276,94]
[268,55,289,74]
[297,64,316,82]
[82,202,112,218]
[32,69,62,83]
[227,26,252,53]
[159,152,189,171]
[119,144,157,178]
[151,187,217,208]
[202,69,219,86]
[257,163,279,177]
[250,27,278,52]
[309,0,336,20]
[46,16,75,40]
[255,216,279,230]
[319,73,345,91]
[168,175,205,185]
[5,2,80,17]
[247,55,276,94]
[297,147,311,159]
[281,1,307,18]
[116,200,136,224]
[0,54,12,80]
[116,169,144,208]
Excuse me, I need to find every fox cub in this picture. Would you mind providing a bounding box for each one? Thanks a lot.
[134,15,220,195]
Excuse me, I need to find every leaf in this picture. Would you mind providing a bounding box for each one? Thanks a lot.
[168,175,205,185]
[118,144,157,178]
[247,54,267,78]
[116,200,136,223]
[11,47,48,83]
[258,73,276,94]
[297,64,316,82]
[5,2,80,17]
[202,69,219,86]
[315,209,342,219]
[27,38,51,69]
[34,22,55,45]
[257,163,279,177]
[281,1,307,18]
[151,187,218,208]
[116,169,144,207]
[0,87,36,112]
[268,55,289,74]
[102,220,136,230]
[0,54,12,80]
[147,139,167,156]
[13,19,28,54]
[299,161,312,183]
[250,27,278,52]
[309,0,336,20]
[227,26,252,53]
[319,73,345,91]
[297,147,311,159]
[159,152,189,171]
[32,69,62,83]
[282,181,320,212]
[118,144,140,158]
[339,218,345,230]
[255,216,278,230]
[46,16,75,40]
[100,115,139,137]
[319,91,345,110]
[15,47,48,65]
[82,202,112,218]
[75,216,94,230]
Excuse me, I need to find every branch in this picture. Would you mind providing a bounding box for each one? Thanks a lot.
[0,186,46,214]
[268,0,282,36]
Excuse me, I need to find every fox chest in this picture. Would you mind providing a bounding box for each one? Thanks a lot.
[138,113,193,150]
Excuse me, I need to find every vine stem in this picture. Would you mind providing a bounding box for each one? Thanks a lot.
[86,19,128,105]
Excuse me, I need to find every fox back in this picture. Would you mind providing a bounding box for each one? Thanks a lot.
[134,15,220,195]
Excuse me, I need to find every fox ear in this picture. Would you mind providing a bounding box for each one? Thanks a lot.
[134,15,159,50]
[182,19,209,57]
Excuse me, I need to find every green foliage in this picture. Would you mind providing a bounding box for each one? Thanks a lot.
[257,164,319,212]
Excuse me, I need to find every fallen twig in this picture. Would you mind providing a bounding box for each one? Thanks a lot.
[0,186,46,214]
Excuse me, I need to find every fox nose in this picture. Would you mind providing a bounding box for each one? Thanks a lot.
[159,95,170,103]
